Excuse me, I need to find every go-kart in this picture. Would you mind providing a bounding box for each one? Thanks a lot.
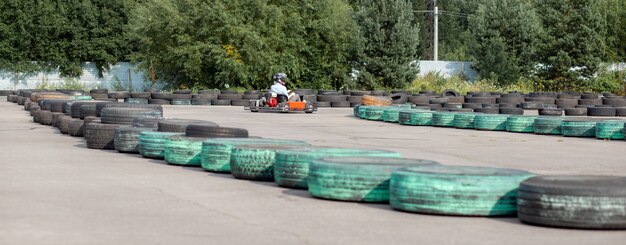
[245,93,316,113]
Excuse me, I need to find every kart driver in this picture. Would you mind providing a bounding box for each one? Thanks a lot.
[270,73,302,102]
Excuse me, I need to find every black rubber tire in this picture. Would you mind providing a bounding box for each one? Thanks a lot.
[499,108,524,115]
[148,99,171,105]
[124,98,148,104]
[218,94,243,100]
[565,108,587,116]
[114,126,154,153]
[220,90,240,95]
[90,89,108,94]
[498,103,518,108]
[70,101,100,118]
[308,157,439,203]
[316,95,348,102]
[79,104,97,119]
[314,101,331,107]
[615,107,626,117]
[211,99,231,106]
[169,94,192,100]
[68,119,85,137]
[170,99,192,105]
[185,125,248,138]
[429,97,449,104]
[525,97,556,104]
[587,107,616,116]
[555,99,579,108]
[193,93,218,99]
[465,97,496,104]
[389,93,408,104]
[497,97,524,104]
[130,92,151,99]
[95,102,120,116]
[39,110,53,125]
[330,101,351,108]
[242,94,261,100]
[198,90,219,94]
[441,89,460,97]
[539,108,563,116]
[521,102,544,109]
[230,99,250,106]
[85,122,124,149]
[578,99,602,106]
[462,103,483,109]
[173,89,192,94]
[191,98,212,105]
[57,115,73,134]
[581,93,600,99]
[474,108,499,114]
[294,89,315,95]
[391,165,534,216]
[348,96,362,103]
[51,112,65,127]
[158,119,219,132]
[103,103,163,114]
[602,97,626,107]
[108,91,130,99]
[518,175,626,229]
[101,107,162,125]
[133,117,163,128]
[151,92,172,100]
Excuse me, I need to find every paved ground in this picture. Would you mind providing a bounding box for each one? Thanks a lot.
[0,98,625,244]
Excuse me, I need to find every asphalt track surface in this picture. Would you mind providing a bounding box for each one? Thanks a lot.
[1,99,624,244]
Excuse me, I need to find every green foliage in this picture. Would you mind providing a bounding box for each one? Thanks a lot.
[354,0,420,90]
[408,72,534,95]
[535,0,607,88]
[130,0,359,90]
[35,78,89,91]
[0,0,137,77]
[469,0,542,85]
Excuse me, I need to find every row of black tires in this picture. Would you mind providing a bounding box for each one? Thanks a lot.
[4,92,626,230]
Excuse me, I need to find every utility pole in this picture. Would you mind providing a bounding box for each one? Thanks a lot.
[433,0,439,61]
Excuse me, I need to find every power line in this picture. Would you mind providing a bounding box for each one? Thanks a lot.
[440,0,484,6]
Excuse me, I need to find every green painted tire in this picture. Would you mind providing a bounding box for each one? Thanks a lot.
[474,114,510,131]
[506,115,538,133]
[353,105,360,117]
[561,118,599,137]
[533,117,564,135]
[453,113,477,129]
[403,110,435,126]
[357,105,369,119]
[518,175,626,229]
[230,144,304,181]
[390,165,535,216]
[274,147,402,189]
[200,138,310,173]
[432,112,457,127]
[308,157,439,202]
[164,136,207,166]
[114,126,154,153]
[365,106,387,121]
[398,109,427,125]
[382,107,403,123]
[595,120,625,140]
[138,131,184,159]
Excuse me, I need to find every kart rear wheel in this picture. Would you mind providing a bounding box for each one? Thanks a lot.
[305,103,315,113]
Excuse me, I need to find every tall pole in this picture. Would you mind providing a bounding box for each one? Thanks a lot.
[433,4,439,61]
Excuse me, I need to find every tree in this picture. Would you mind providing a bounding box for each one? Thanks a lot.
[354,0,420,89]
[469,0,542,85]
[605,0,626,61]
[535,0,607,89]
[130,0,359,90]
[0,0,137,78]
